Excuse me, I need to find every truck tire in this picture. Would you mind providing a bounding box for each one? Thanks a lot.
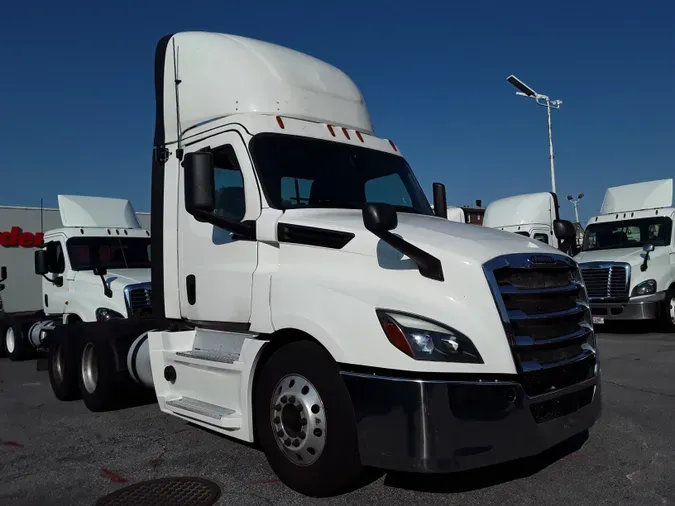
[662,288,675,333]
[48,339,81,401]
[77,336,122,412]
[6,320,31,361]
[254,340,363,497]
[0,320,7,358]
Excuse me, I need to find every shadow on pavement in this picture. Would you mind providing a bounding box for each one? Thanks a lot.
[382,429,589,493]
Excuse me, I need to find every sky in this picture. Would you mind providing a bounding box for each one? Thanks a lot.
[1,0,673,224]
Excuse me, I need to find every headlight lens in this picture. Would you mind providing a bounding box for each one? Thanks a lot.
[376,310,483,363]
[96,307,125,322]
[631,279,656,297]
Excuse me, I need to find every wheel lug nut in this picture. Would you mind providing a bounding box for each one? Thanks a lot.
[314,428,322,437]
[300,418,307,426]
[280,396,287,403]
[273,416,280,424]
[277,430,284,437]
[299,432,306,440]
[284,438,291,446]
[274,404,281,411]
[289,395,296,404]
[292,439,300,447]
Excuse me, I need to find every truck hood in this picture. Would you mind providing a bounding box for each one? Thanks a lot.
[103,268,152,287]
[575,247,669,292]
[575,248,654,269]
[280,208,563,265]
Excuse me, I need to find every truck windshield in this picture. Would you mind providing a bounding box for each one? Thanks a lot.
[582,217,672,251]
[249,133,433,215]
[66,237,151,271]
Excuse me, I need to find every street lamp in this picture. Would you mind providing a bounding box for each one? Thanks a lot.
[506,74,563,195]
[567,193,584,223]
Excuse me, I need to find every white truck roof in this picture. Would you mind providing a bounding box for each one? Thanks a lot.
[159,32,373,146]
[600,179,673,214]
[58,195,142,229]
[483,192,555,228]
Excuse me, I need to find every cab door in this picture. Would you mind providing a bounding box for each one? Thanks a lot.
[177,130,262,325]
[42,235,69,316]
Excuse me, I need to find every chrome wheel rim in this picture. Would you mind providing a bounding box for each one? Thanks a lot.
[81,342,98,394]
[53,344,65,385]
[270,374,326,466]
[6,327,15,354]
[669,297,675,324]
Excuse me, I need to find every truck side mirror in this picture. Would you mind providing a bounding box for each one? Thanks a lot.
[93,267,112,298]
[0,265,6,282]
[553,219,576,240]
[363,203,398,233]
[432,182,447,219]
[35,250,50,275]
[642,243,655,253]
[183,152,216,215]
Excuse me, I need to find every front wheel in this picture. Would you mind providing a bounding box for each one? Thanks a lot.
[660,289,675,333]
[254,341,363,497]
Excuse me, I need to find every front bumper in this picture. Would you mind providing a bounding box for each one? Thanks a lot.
[589,291,666,321]
[342,368,601,473]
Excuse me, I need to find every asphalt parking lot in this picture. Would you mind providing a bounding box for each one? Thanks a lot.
[1,330,674,506]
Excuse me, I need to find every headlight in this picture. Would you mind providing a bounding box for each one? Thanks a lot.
[376,310,483,363]
[631,279,656,297]
[96,308,125,322]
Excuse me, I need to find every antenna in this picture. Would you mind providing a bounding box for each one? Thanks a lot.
[40,197,44,235]
[172,39,183,151]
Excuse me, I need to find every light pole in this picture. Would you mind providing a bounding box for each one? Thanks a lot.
[506,75,563,195]
[567,193,584,223]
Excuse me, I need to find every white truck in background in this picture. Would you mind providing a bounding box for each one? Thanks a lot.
[4,195,152,368]
[483,191,579,255]
[576,179,675,330]
[46,32,601,497]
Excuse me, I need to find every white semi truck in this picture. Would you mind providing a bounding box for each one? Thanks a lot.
[4,195,151,368]
[46,32,601,497]
[483,191,579,255]
[576,179,675,330]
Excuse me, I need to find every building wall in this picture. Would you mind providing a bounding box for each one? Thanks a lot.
[0,207,150,314]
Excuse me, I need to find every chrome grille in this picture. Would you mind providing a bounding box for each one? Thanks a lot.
[124,282,152,317]
[484,254,597,399]
[579,263,630,301]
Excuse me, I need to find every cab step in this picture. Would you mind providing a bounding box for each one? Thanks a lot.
[165,396,241,429]
[175,350,239,364]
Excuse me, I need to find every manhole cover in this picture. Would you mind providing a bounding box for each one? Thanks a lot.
[96,477,221,506]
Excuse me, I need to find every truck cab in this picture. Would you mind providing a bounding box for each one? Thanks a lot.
[575,179,675,329]
[54,32,601,497]
[483,191,579,255]
[3,195,152,361]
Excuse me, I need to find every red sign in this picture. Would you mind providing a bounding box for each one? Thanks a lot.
[0,227,44,248]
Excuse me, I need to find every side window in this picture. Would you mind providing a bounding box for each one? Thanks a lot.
[47,241,65,273]
[211,145,245,221]
[534,233,549,244]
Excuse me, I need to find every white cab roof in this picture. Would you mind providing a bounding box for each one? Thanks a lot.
[600,179,673,214]
[159,32,373,145]
[483,192,555,228]
[58,195,142,229]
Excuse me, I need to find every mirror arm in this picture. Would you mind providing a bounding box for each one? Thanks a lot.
[190,209,256,239]
[96,273,113,298]
[641,252,650,272]
[372,230,444,281]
